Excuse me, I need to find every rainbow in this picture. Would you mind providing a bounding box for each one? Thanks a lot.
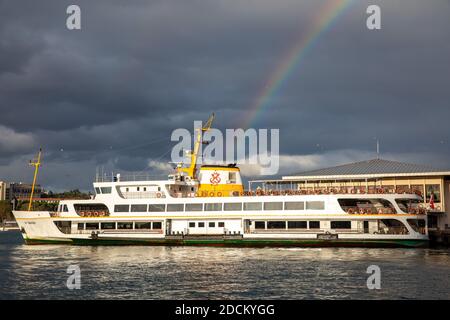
[243,0,354,127]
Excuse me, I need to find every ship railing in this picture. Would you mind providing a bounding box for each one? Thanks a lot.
[77,229,163,234]
[121,191,166,199]
[95,173,167,183]
[241,189,421,197]
[250,229,323,234]
[343,206,426,215]
[76,211,110,217]
[375,226,409,235]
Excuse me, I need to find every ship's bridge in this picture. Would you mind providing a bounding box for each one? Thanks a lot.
[93,172,198,199]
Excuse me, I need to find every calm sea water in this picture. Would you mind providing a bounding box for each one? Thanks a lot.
[0,231,449,300]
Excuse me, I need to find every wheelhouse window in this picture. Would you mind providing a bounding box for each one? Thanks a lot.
[131,204,148,212]
[204,203,222,211]
[95,187,101,194]
[185,203,203,211]
[167,204,184,212]
[331,221,351,229]
[243,202,262,211]
[284,201,304,210]
[306,201,325,210]
[264,202,283,210]
[267,221,286,229]
[114,205,130,213]
[288,221,307,229]
[100,187,112,194]
[395,199,424,214]
[338,198,396,214]
[117,222,133,229]
[224,202,242,211]
[149,204,165,212]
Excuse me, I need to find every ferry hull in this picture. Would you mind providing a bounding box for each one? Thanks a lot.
[23,237,428,248]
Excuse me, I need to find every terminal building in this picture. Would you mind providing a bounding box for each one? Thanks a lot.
[250,158,450,231]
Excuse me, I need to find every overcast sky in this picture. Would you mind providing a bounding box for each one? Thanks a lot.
[1,0,449,191]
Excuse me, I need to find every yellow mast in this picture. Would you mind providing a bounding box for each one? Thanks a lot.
[178,113,214,179]
[28,148,42,211]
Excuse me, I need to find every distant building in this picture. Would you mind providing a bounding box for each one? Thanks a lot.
[0,181,7,201]
[0,182,42,202]
[251,158,450,230]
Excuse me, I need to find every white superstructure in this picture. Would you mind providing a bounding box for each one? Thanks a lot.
[13,169,429,247]
[12,115,429,247]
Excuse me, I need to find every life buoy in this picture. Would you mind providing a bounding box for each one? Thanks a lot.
[216,191,223,197]
[209,192,215,197]
[347,208,354,214]
[194,192,200,197]
[156,192,162,198]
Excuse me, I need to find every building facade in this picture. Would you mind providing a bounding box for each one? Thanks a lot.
[0,182,42,202]
[0,181,7,201]
[250,159,450,230]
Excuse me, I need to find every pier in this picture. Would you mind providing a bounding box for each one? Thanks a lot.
[429,230,450,246]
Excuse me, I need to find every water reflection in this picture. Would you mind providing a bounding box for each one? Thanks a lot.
[0,232,449,299]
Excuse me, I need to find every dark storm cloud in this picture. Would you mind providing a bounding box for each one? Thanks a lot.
[0,0,449,190]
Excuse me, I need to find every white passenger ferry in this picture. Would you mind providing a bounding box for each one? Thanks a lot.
[13,117,429,247]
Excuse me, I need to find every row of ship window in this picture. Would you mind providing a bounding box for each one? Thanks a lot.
[113,201,325,213]
[77,221,162,230]
[254,221,349,229]
[190,222,225,228]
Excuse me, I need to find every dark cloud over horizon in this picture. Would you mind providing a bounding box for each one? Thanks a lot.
[0,0,450,191]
